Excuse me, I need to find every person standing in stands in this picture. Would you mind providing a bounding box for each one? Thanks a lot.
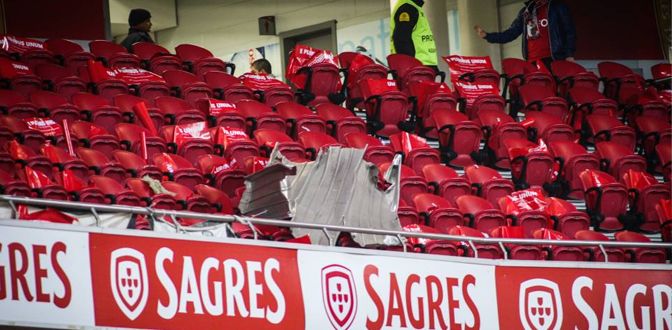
[120,9,154,52]
[390,0,438,70]
[474,0,576,71]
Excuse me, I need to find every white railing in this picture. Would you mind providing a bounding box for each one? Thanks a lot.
[2,195,671,262]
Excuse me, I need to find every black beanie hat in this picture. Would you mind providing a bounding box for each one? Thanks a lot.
[128,8,151,27]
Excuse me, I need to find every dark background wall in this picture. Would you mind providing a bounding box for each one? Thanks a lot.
[565,0,666,60]
[2,0,107,40]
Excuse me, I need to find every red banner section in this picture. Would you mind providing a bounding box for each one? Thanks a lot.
[0,223,670,329]
[496,266,672,330]
[89,233,304,329]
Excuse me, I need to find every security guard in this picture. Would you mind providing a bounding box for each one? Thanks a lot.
[390,0,437,67]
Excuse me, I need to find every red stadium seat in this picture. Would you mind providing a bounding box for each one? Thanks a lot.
[525,111,574,144]
[194,184,235,214]
[413,193,464,233]
[465,165,515,207]
[112,150,162,179]
[254,129,306,161]
[574,230,627,262]
[545,197,590,238]
[621,169,670,233]
[154,95,206,125]
[30,90,81,123]
[114,123,167,158]
[614,231,667,263]
[448,226,503,259]
[314,103,367,143]
[0,89,38,118]
[235,99,286,135]
[421,164,471,206]
[71,92,124,133]
[548,141,600,198]
[34,63,87,100]
[162,70,213,105]
[550,60,600,96]
[76,147,126,182]
[44,38,95,70]
[69,120,120,154]
[131,42,183,74]
[203,71,254,102]
[388,132,440,175]
[585,114,636,151]
[455,195,507,234]
[595,141,647,180]
[490,226,544,260]
[89,40,141,68]
[379,162,428,207]
[89,175,143,206]
[387,54,441,94]
[151,153,204,189]
[518,84,569,119]
[275,101,327,138]
[533,228,585,261]
[432,110,482,167]
[298,131,342,160]
[343,132,395,165]
[175,43,235,76]
[580,169,629,232]
[503,138,555,190]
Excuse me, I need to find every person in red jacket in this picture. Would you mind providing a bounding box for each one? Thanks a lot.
[475,0,576,71]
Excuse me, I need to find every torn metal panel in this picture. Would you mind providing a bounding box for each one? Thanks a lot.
[239,145,402,246]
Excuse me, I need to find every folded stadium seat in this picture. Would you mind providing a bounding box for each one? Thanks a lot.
[548,141,600,199]
[112,150,162,179]
[275,101,327,138]
[614,231,667,263]
[465,165,515,207]
[410,83,458,138]
[567,86,620,130]
[476,108,526,168]
[632,99,671,121]
[195,154,245,201]
[257,85,294,108]
[489,226,544,260]
[131,42,183,74]
[113,94,164,129]
[194,184,235,214]
[0,115,50,152]
[71,92,124,132]
[162,70,213,105]
[7,140,55,179]
[573,230,627,262]
[133,80,171,104]
[0,168,32,196]
[19,48,59,70]
[75,147,126,182]
[597,61,645,106]
[413,193,464,233]
[387,54,442,94]
[401,224,458,255]
[397,199,421,227]
[40,144,89,179]
[550,60,600,97]
[69,120,120,154]
[314,103,367,143]
[455,195,507,234]
[656,199,671,242]
[524,111,574,144]
[234,99,286,136]
[500,58,532,100]
[0,89,38,118]
[193,98,246,130]
[0,58,43,96]
[44,38,95,70]
[343,132,395,165]
[29,90,81,123]
[151,152,204,189]
[635,116,672,163]
[595,141,647,180]
[89,175,143,206]
[53,169,107,204]
[34,63,87,100]
[211,126,260,164]
[432,110,482,167]
[580,169,629,232]
[621,169,670,233]
[421,164,471,206]
[254,129,306,161]
[203,71,254,102]
[160,123,215,165]
[340,52,388,110]
[655,142,671,181]
[161,181,214,215]
[388,132,440,175]
[650,63,671,89]
[77,66,131,101]
[584,114,636,151]
[378,162,428,207]
[154,95,206,125]
[114,123,167,158]
[175,43,235,76]
[498,189,551,238]
[88,40,141,68]
[518,84,569,119]
[503,138,555,190]
[359,78,411,137]
[294,62,344,106]
[18,166,69,200]
[125,177,177,210]
[447,225,504,259]
[297,131,343,160]
[532,228,585,261]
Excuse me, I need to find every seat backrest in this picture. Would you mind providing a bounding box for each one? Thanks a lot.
[651,63,672,81]
[551,60,588,78]
[518,84,556,104]
[194,184,233,214]
[44,38,84,56]
[254,129,293,147]
[387,54,423,78]
[175,44,214,61]
[344,132,384,148]
[89,40,128,58]
[34,63,74,81]
[155,96,192,114]
[465,165,502,184]
[72,92,110,109]
[413,193,454,213]
[204,71,241,89]
[275,101,313,118]
[455,195,495,214]
[298,131,339,149]
[162,69,200,86]
[90,175,125,194]
[76,147,110,166]
[597,61,633,80]
[132,42,172,60]
[113,94,149,113]
[30,90,70,108]
[574,229,609,241]
[161,181,194,200]
[0,89,28,106]
[421,164,459,182]
[235,99,273,117]
[115,123,152,142]
[501,57,533,77]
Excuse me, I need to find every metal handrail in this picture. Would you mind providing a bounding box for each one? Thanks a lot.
[2,195,672,251]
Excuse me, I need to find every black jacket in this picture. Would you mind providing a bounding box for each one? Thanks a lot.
[120,28,154,52]
[484,0,576,60]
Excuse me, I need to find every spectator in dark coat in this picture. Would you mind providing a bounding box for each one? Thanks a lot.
[120,9,154,52]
